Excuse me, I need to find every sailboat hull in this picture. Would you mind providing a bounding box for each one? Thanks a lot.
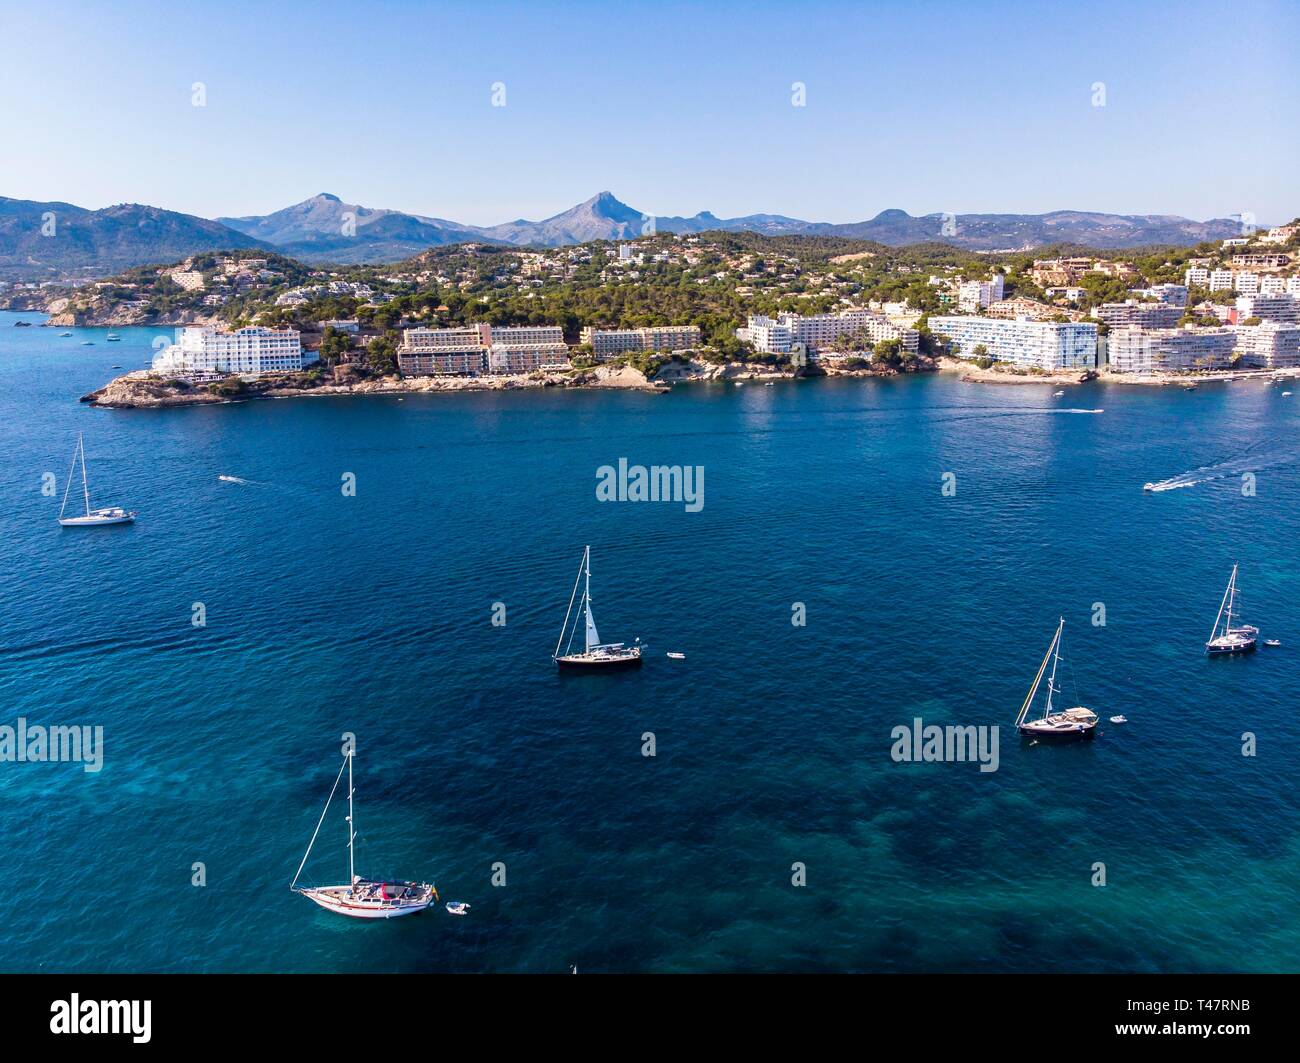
[555,650,643,670]
[59,513,135,527]
[295,883,435,920]
[1206,639,1257,656]
[1018,722,1097,742]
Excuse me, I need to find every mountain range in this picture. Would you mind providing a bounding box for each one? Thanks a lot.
[1,190,1252,279]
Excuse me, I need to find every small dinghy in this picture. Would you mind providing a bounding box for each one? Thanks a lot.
[445,901,470,916]
[1264,639,1281,647]
[1053,390,1065,396]
[1283,391,1293,397]
[1109,715,1127,724]
[666,652,685,659]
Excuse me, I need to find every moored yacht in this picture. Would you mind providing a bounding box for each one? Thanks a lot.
[58,434,135,527]
[1014,618,1099,742]
[553,546,642,669]
[1205,563,1257,656]
[291,746,437,919]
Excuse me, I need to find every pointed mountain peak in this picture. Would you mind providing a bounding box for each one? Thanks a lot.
[581,191,637,217]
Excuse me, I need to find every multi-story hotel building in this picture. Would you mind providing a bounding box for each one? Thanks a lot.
[1235,294,1300,322]
[1234,323,1300,368]
[1184,267,1210,288]
[1133,283,1189,307]
[738,309,919,356]
[1106,326,1237,373]
[1231,253,1290,270]
[152,326,303,376]
[398,323,569,376]
[929,316,1097,370]
[169,270,206,292]
[579,325,701,360]
[1029,258,1093,286]
[957,275,1004,312]
[1209,269,1236,291]
[1093,300,1182,329]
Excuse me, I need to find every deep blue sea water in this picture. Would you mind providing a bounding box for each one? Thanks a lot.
[2,309,1298,973]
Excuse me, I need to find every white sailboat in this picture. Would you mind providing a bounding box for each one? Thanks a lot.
[1014,618,1098,741]
[1205,563,1258,655]
[58,434,135,527]
[291,748,437,919]
[553,546,642,669]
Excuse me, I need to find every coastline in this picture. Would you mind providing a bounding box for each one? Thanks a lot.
[79,356,934,409]
[937,355,1300,388]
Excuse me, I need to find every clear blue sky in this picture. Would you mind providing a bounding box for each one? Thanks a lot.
[2,0,1296,224]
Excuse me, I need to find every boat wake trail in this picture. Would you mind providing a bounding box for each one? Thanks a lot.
[1145,441,1296,493]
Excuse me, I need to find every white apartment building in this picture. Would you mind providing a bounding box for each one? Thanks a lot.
[1093,300,1182,329]
[1258,276,1287,295]
[1235,294,1300,322]
[738,309,919,355]
[1184,267,1210,288]
[152,326,303,376]
[957,275,1005,312]
[929,316,1097,370]
[1106,326,1237,373]
[1209,270,1236,292]
[1289,277,1300,296]
[169,270,206,292]
[1046,286,1086,302]
[1134,283,1189,307]
[1231,253,1290,269]
[1235,272,1261,296]
[1234,323,1300,368]
[398,323,568,376]
[579,325,701,360]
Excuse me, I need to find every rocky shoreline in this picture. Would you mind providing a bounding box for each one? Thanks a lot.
[937,355,1300,388]
[79,358,931,409]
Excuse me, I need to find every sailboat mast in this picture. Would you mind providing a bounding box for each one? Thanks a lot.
[583,546,593,652]
[1043,618,1064,719]
[347,749,355,888]
[1225,564,1237,633]
[59,440,79,519]
[79,434,91,516]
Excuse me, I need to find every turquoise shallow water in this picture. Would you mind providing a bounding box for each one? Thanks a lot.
[1,310,1298,972]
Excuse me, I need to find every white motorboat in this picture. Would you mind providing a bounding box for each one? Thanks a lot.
[1264,639,1281,648]
[291,747,437,919]
[553,546,643,669]
[445,901,471,916]
[1109,715,1127,724]
[1014,618,1099,742]
[666,652,685,659]
[1205,564,1257,656]
[58,435,135,527]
